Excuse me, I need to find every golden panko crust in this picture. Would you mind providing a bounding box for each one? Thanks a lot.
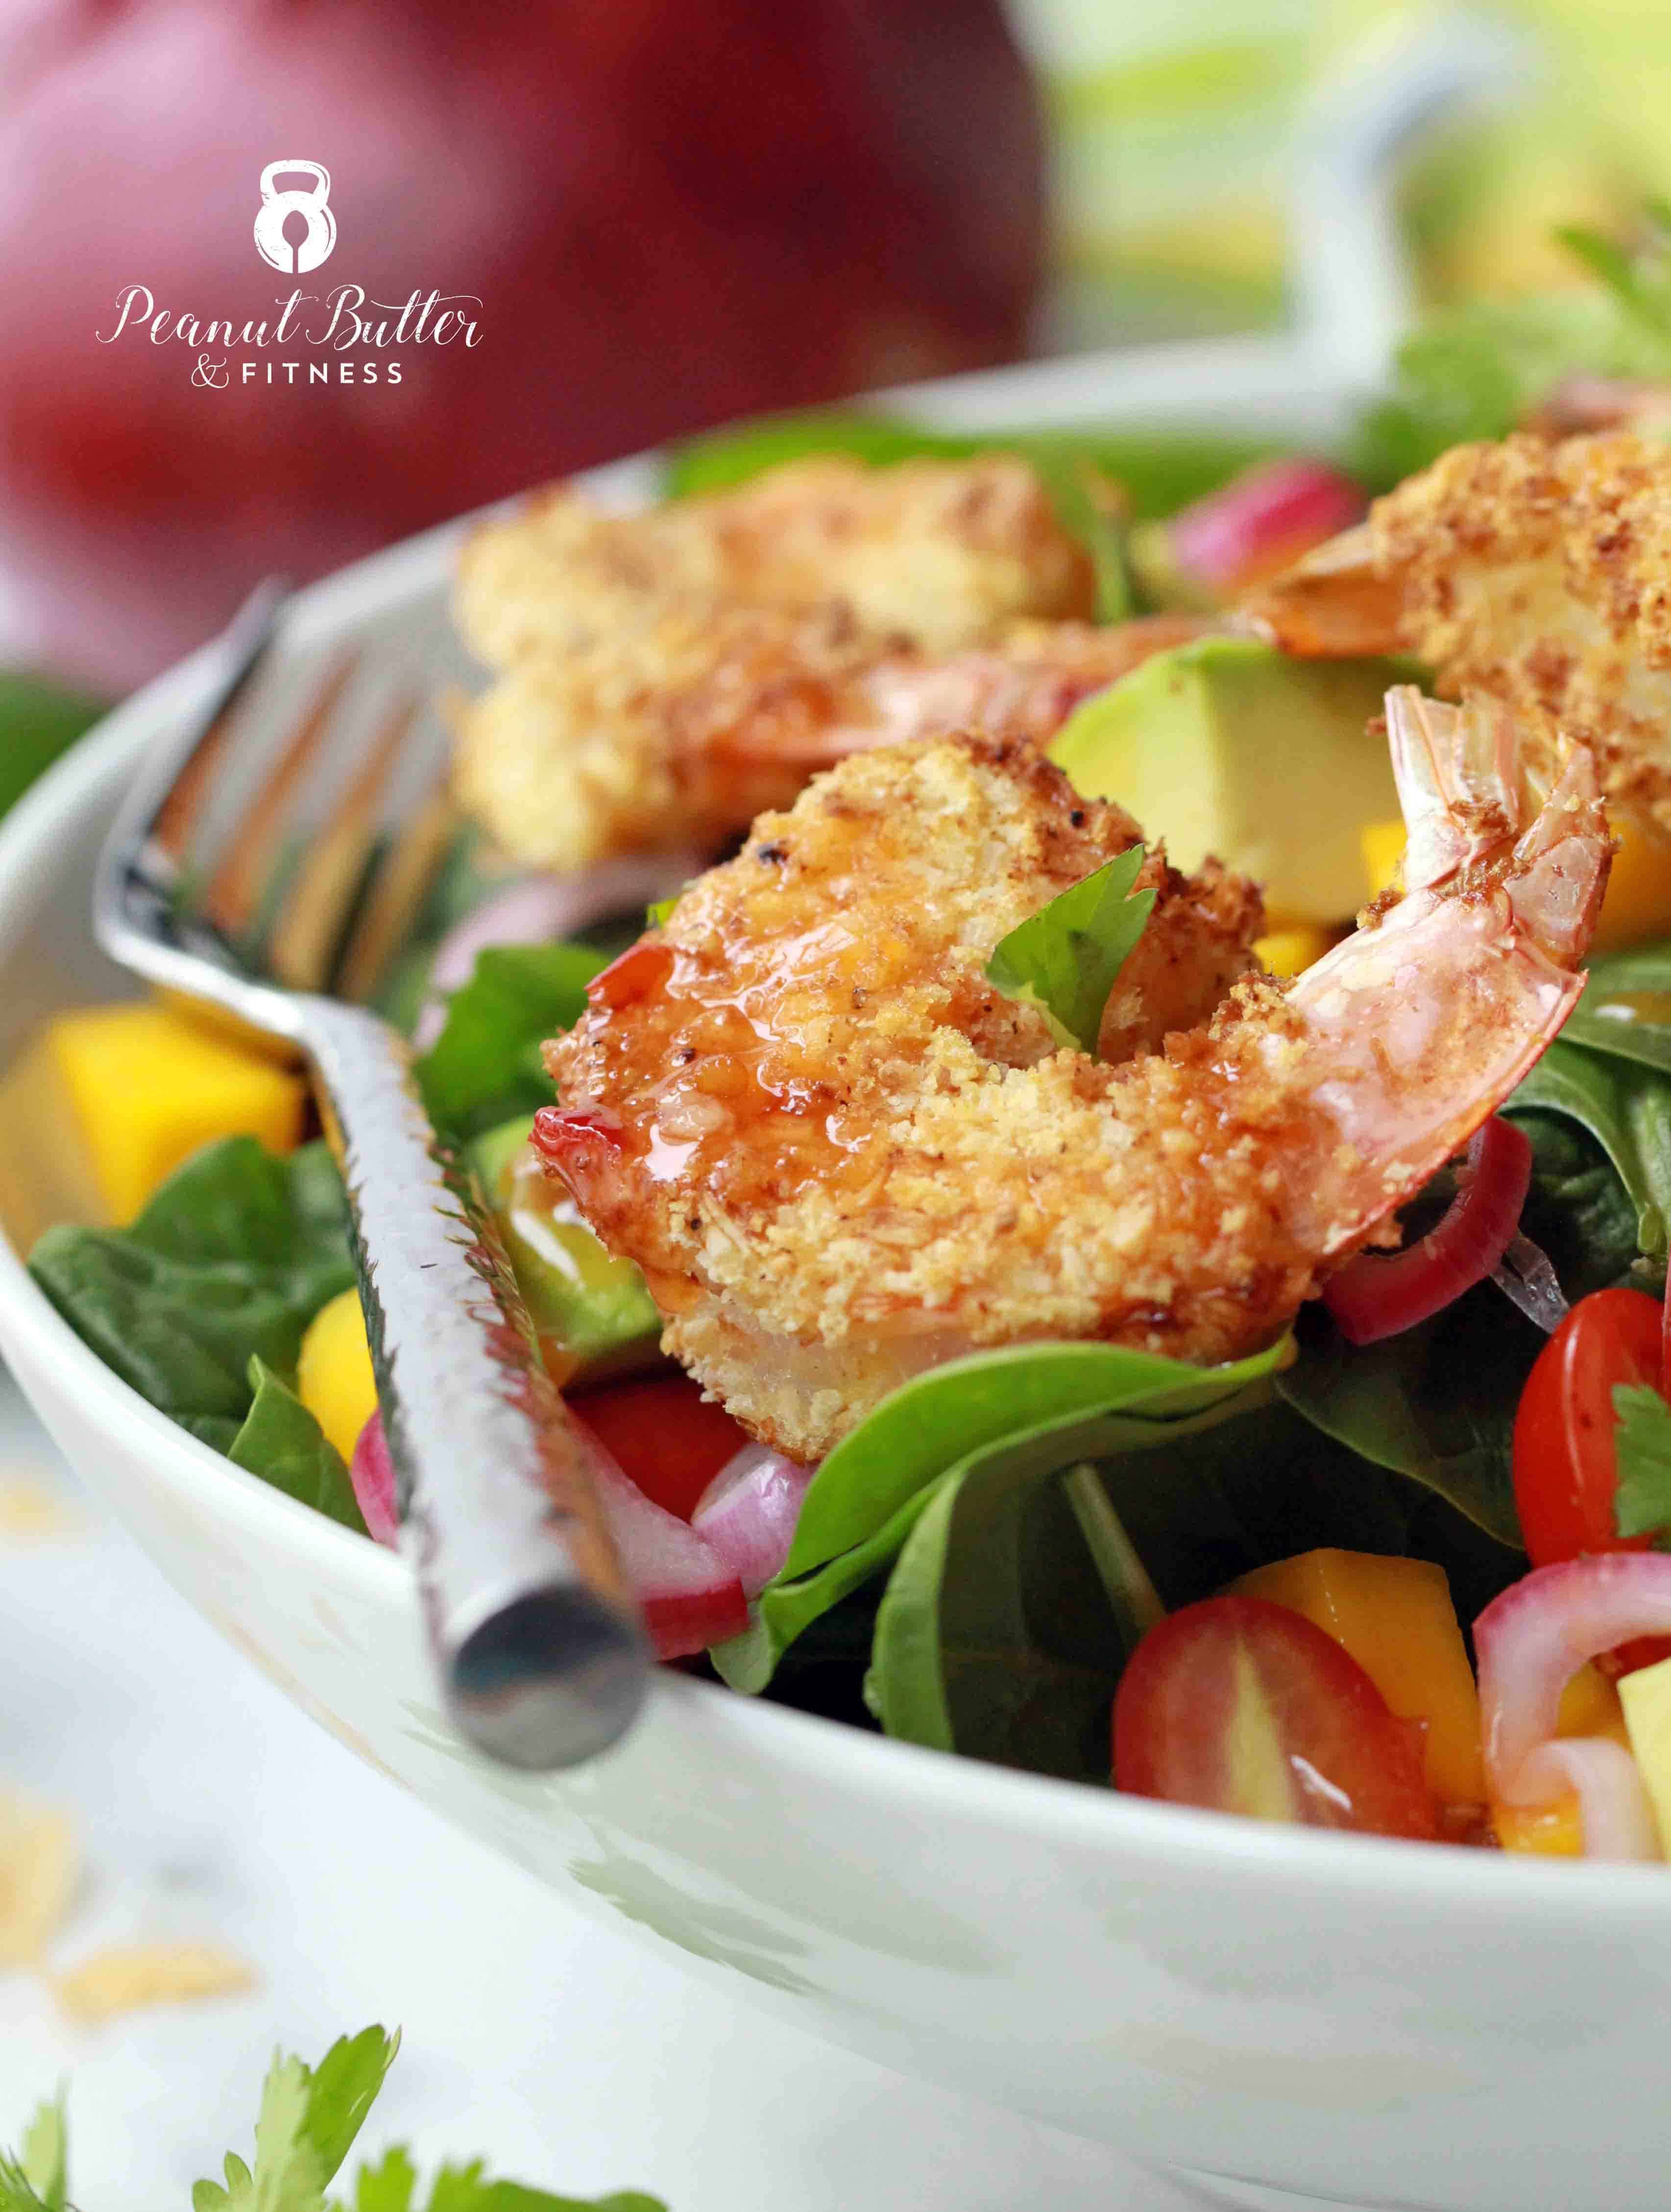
[540,733,1286,1461]
[1254,431,1671,828]
[450,454,1123,871]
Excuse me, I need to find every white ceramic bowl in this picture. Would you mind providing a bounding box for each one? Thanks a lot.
[3,344,1670,2212]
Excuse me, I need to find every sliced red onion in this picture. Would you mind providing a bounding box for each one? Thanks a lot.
[691,1444,815,1598]
[1166,458,1366,590]
[1477,1553,1671,1800]
[1509,1737,1660,1861]
[1323,1117,1533,1346]
[1491,1231,1570,1335]
[349,1410,399,1549]
[587,1449,749,1659]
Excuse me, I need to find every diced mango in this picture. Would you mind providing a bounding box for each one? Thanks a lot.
[1360,820,1405,901]
[1556,1662,1631,1750]
[296,1288,378,1463]
[1232,1549,1483,1805]
[1493,1796,1585,1857]
[1590,813,1671,956]
[1619,1654,1671,1853]
[29,1000,304,1225]
[1254,925,1331,980]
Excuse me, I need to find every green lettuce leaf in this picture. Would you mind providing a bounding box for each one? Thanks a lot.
[984,849,1154,1055]
[1613,1384,1671,1543]
[230,1357,365,1534]
[415,944,605,1144]
[29,1138,354,1431]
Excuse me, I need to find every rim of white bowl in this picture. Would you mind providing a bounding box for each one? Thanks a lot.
[3,378,1670,1925]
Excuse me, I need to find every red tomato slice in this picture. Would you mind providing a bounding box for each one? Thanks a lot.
[1513,1287,1671,1677]
[1113,1596,1437,1839]
[569,1374,751,1525]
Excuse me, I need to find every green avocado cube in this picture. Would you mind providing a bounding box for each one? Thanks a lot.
[1048,637,1418,925]
[470,1115,665,1387]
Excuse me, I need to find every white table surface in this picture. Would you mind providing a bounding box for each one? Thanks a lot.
[0,1371,1201,2211]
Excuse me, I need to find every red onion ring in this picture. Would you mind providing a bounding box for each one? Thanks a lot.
[691,1444,815,1598]
[1322,1116,1533,1346]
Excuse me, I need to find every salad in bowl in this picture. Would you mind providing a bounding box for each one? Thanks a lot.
[19,222,1671,1887]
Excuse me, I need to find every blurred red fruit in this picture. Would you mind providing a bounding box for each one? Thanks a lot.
[0,0,1042,689]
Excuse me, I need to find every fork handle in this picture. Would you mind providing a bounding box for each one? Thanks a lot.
[299,996,650,1769]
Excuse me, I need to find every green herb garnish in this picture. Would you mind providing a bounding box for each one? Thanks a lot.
[984,849,1154,1056]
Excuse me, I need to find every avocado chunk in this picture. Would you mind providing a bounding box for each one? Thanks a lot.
[1048,637,1415,924]
[470,1115,665,1387]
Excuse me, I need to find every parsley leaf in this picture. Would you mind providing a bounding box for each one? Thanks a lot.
[984,848,1154,1056]
[4,2025,668,2212]
[193,2027,400,2212]
[1613,1384,1671,1543]
[18,2097,67,2212]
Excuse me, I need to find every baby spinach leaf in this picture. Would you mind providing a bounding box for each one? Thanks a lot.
[985,848,1155,1055]
[29,1137,355,1429]
[866,1394,1521,1782]
[230,1358,366,1535]
[781,1337,1290,1581]
[1509,1101,1652,1294]
[1509,1042,1671,1268]
[711,1481,946,1696]
[415,942,605,1143]
[1276,1295,1528,1549]
[1613,1384,1671,1542]
[0,672,106,822]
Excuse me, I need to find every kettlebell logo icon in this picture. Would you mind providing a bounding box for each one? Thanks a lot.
[253,159,337,275]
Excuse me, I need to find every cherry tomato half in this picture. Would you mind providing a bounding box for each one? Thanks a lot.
[1513,1288,1663,1565]
[569,1373,751,1525]
[1512,1287,1671,1677]
[1113,1596,1437,1840]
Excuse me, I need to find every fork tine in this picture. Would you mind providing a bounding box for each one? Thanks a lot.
[199,652,357,947]
[334,771,459,1006]
[268,690,418,993]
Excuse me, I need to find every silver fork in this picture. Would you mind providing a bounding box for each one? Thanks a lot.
[93,581,650,1769]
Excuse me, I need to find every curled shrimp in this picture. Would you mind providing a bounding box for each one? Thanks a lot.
[453,604,1224,872]
[1244,430,1671,829]
[535,691,1608,1464]
[450,447,1227,871]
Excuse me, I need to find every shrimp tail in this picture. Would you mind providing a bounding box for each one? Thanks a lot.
[1239,523,1404,656]
[1288,687,1609,1259]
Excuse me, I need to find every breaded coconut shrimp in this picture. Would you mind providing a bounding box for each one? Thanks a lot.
[1244,431,1671,828]
[536,696,1607,1464]
[455,453,1096,668]
[454,603,1222,873]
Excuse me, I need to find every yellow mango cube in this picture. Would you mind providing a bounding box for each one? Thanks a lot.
[1254,925,1331,980]
[1360,820,1405,901]
[296,1288,378,1463]
[1619,1654,1671,1854]
[1493,1796,1584,1857]
[1556,1662,1630,1750]
[1232,1549,1484,1805]
[22,1000,304,1226]
[1590,813,1671,956]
